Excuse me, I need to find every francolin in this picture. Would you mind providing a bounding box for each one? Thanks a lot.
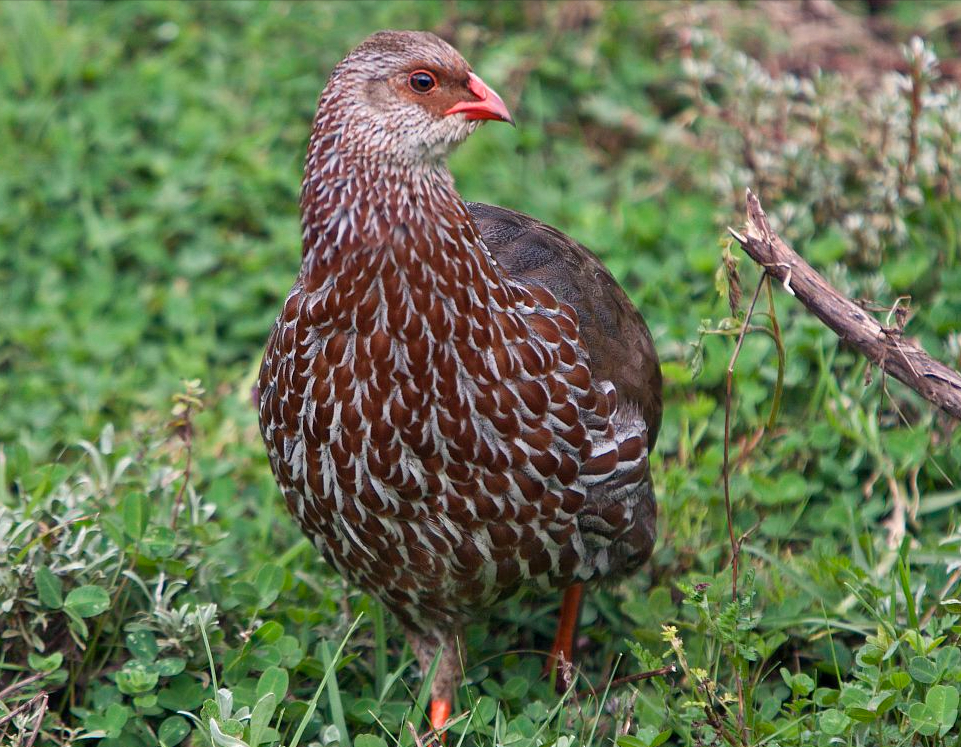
[258,30,662,731]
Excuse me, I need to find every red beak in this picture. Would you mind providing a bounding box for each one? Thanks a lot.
[445,72,514,126]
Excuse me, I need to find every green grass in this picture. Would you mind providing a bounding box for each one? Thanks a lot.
[2,2,961,746]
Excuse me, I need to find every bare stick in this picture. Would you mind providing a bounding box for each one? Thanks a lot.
[171,425,192,529]
[0,671,46,702]
[406,720,426,747]
[23,693,47,747]
[0,698,33,727]
[729,190,961,420]
[0,691,46,730]
[723,272,766,744]
[604,663,677,691]
[724,274,766,603]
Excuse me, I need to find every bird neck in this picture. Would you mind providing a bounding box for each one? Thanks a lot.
[298,118,507,320]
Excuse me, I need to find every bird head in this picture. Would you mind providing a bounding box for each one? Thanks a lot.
[317,30,514,165]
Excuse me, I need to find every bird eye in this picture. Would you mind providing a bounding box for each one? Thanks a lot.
[408,70,437,94]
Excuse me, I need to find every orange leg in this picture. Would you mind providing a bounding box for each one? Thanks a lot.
[408,628,458,741]
[430,698,451,738]
[544,583,583,688]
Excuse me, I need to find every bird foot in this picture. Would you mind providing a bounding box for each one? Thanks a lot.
[406,701,451,746]
[543,584,583,692]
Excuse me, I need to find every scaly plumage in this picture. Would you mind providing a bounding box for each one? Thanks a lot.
[258,30,662,730]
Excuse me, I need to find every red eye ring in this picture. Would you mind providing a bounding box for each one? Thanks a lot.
[408,69,437,94]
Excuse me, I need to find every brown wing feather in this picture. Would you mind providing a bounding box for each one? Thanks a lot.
[469,202,662,447]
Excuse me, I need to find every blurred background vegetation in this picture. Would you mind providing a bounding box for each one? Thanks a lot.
[2,1,960,746]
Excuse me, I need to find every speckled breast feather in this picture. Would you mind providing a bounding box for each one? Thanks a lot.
[258,32,656,634]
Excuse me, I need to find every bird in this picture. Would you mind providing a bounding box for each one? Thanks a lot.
[257,30,662,732]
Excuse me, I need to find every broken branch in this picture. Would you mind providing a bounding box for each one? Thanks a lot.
[729,190,961,421]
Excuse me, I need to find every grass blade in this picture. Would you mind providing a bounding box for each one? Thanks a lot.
[320,639,351,747]
[401,645,442,745]
[373,601,388,701]
[289,613,364,747]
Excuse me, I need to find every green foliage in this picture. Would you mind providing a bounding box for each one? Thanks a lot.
[2,2,961,746]
[630,559,961,745]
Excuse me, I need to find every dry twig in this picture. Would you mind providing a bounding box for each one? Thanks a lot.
[0,672,47,702]
[0,691,48,744]
[604,663,677,692]
[729,190,961,420]
[24,693,47,747]
[721,272,767,744]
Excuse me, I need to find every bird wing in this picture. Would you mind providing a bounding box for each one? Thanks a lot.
[468,202,662,448]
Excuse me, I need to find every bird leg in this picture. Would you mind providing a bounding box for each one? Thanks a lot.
[544,583,583,691]
[429,699,452,733]
[406,628,461,736]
